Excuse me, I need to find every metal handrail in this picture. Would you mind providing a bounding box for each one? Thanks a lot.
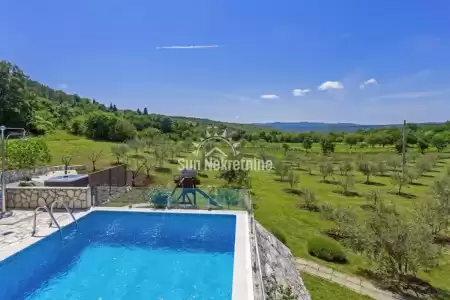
[49,200,78,230]
[32,206,62,240]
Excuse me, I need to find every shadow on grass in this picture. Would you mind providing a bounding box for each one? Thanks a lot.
[376,174,391,178]
[321,179,340,185]
[355,269,450,300]
[274,178,289,183]
[322,228,345,241]
[410,182,427,186]
[297,203,321,212]
[283,188,304,196]
[154,167,172,174]
[422,174,436,178]
[360,204,375,211]
[364,181,386,186]
[434,234,450,246]
[388,191,417,199]
[429,169,441,173]
[332,190,361,197]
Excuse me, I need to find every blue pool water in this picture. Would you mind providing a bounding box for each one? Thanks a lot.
[0,211,236,300]
[49,174,86,180]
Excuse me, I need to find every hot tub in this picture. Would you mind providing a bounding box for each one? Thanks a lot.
[44,174,89,187]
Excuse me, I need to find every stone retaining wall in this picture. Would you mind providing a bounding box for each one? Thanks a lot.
[255,221,311,300]
[6,187,91,209]
[0,165,86,185]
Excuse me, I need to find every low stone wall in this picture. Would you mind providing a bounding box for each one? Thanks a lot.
[93,185,131,205]
[255,221,311,300]
[0,165,86,184]
[6,187,91,209]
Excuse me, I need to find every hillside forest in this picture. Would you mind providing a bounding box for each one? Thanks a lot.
[1,60,450,150]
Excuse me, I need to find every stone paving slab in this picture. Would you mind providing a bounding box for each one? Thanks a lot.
[295,258,410,300]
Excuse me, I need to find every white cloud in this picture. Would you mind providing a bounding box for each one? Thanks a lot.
[155,45,221,49]
[58,83,68,90]
[260,94,279,100]
[292,89,311,97]
[359,78,378,89]
[317,81,343,91]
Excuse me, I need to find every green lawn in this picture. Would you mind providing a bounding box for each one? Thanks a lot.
[16,132,450,298]
[302,274,374,300]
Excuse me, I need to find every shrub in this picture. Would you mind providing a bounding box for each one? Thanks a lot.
[307,236,347,263]
[270,227,287,245]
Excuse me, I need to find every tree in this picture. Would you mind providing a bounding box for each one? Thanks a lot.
[87,149,103,172]
[287,169,299,189]
[217,189,240,209]
[318,160,334,182]
[391,171,408,195]
[111,144,129,164]
[415,157,432,176]
[0,62,33,129]
[344,134,358,149]
[431,134,447,152]
[387,157,401,172]
[61,153,76,175]
[7,138,51,169]
[143,107,148,115]
[343,199,441,282]
[320,139,335,155]
[395,139,406,154]
[218,168,249,187]
[365,189,381,209]
[274,161,289,181]
[417,139,429,154]
[301,188,317,211]
[143,157,155,180]
[302,137,313,153]
[357,159,374,184]
[329,207,356,236]
[128,154,146,186]
[338,159,353,176]
[339,174,355,196]
[282,143,290,156]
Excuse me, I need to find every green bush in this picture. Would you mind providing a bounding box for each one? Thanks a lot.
[270,227,287,245]
[307,236,347,263]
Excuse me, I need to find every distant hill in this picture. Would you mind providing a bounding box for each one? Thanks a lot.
[255,122,402,133]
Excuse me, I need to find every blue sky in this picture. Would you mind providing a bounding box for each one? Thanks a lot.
[2,0,450,124]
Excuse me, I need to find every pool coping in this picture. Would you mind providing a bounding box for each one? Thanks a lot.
[0,207,254,300]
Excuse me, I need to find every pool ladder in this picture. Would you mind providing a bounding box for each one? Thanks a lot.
[32,200,78,239]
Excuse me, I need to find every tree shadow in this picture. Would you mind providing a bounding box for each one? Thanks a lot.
[154,167,172,174]
[332,190,361,197]
[422,174,435,178]
[297,203,321,212]
[434,234,450,246]
[428,169,441,173]
[360,204,375,211]
[364,181,386,186]
[388,191,417,199]
[274,178,289,183]
[376,174,391,178]
[410,182,427,186]
[321,179,340,185]
[283,188,303,196]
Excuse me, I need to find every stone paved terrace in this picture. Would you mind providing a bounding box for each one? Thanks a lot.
[0,210,86,260]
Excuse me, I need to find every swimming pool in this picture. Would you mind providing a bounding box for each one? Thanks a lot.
[49,174,86,180]
[0,210,237,299]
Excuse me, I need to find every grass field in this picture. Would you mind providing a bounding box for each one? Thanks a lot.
[16,131,450,298]
[302,274,374,300]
